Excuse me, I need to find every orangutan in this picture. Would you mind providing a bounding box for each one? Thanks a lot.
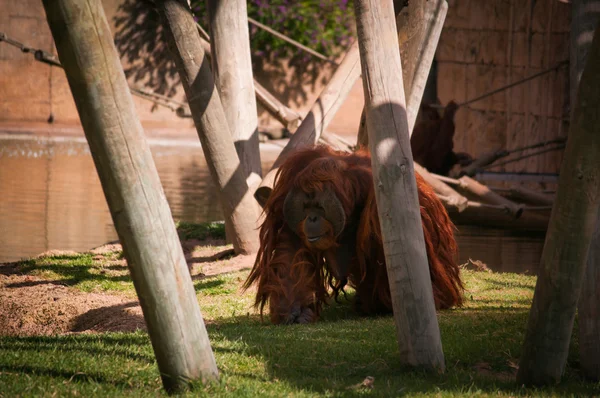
[243,145,464,324]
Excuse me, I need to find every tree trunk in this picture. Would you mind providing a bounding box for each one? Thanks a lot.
[207,0,262,190]
[353,0,445,371]
[516,22,600,386]
[41,0,218,392]
[157,0,259,254]
[571,0,600,381]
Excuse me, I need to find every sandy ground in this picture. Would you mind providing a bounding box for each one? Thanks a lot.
[0,239,255,337]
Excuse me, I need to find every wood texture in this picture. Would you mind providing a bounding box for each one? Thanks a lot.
[207,0,262,189]
[41,0,218,392]
[158,0,259,254]
[456,176,524,218]
[517,22,600,386]
[357,0,447,142]
[572,0,600,381]
[354,0,445,371]
[404,0,448,134]
[196,34,302,131]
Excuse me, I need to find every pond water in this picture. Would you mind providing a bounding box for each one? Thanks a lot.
[0,135,280,263]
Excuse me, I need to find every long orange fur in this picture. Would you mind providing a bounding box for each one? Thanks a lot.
[243,145,464,324]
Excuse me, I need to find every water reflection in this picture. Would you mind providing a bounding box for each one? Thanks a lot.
[0,136,280,263]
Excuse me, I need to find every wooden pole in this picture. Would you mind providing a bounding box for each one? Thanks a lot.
[572,0,600,381]
[455,176,524,218]
[195,32,302,131]
[404,0,448,134]
[458,149,509,177]
[41,0,218,392]
[414,163,468,212]
[516,22,600,386]
[357,0,447,147]
[157,0,259,255]
[354,0,445,371]
[254,40,362,206]
[207,0,262,189]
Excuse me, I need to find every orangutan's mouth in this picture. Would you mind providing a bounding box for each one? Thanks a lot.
[307,235,323,243]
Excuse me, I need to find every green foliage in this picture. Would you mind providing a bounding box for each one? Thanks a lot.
[191,0,355,63]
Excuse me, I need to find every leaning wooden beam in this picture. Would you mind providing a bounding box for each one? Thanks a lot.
[517,21,600,386]
[199,32,302,130]
[195,31,302,131]
[414,163,468,212]
[354,0,445,371]
[253,80,302,131]
[440,175,524,218]
[357,0,447,147]
[254,40,362,206]
[501,185,554,207]
[318,130,354,152]
[41,0,218,392]
[207,0,262,188]
[446,203,550,231]
[458,148,509,177]
[404,0,448,134]
[572,0,600,382]
[158,0,259,255]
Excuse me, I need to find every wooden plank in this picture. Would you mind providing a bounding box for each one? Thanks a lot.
[354,0,445,371]
[40,0,218,392]
[207,0,262,189]
[157,0,260,254]
[517,21,600,386]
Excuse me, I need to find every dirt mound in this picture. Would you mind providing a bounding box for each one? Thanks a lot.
[0,240,254,337]
[0,271,145,336]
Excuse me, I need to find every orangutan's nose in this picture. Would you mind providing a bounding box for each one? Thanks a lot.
[304,213,324,241]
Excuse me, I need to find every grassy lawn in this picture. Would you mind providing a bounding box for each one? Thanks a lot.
[1,232,599,396]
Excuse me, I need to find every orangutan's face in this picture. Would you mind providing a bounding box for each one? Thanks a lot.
[283,187,346,251]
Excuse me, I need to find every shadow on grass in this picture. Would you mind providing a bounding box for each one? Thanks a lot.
[0,333,155,366]
[70,302,146,333]
[3,255,131,289]
[207,295,597,397]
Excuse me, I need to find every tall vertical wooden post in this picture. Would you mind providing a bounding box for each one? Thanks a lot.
[207,0,262,190]
[357,0,447,147]
[41,0,218,392]
[353,0,445,371]
[516,22,600,386]
[157,0,259,254]
[572,0,600,381]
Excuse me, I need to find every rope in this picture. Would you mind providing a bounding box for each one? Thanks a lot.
[431,60,569,110]
[482,144,566,170]
[504,137,567,156]
[0,31,188,115]
[247,17,340,66]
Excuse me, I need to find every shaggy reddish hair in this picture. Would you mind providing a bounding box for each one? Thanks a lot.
[244,145,464,324]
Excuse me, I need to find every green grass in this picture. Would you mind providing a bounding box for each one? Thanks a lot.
[2,249,600,397]
[175,220,226,241]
